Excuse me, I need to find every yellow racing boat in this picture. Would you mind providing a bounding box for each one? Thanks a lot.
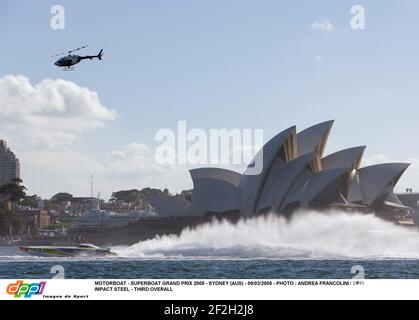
[19,243,116,257]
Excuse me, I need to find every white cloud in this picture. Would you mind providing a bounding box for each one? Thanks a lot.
[310,19,334,31]
[0,75,192,199]
[105,143,190,193]
[106,143,168,177]
[0,75,117,148]
[363,153,419,171]
[314,56,323,63]
[361,153,392,167]
[21,144,191,199]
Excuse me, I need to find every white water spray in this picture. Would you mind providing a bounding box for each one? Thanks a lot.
[116,210,419,260]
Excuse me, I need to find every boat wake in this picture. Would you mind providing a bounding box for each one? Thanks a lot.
[116,210,419,260]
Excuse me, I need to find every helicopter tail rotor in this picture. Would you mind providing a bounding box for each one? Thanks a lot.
[98,49,103,60]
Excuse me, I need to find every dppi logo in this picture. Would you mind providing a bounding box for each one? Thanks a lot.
[6,280,46,298]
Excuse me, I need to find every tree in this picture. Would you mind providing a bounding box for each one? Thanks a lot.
[21,194,42,208]
[0,204,22,236]
[10,215,22,235]
[0,208,8,236]
[180,189,193,202]
[110,188,166,202]
[50,192,73,203]
[0,178,27,204]
[110,189,142,202]
[43,199,54,210]
[139,187,165,197]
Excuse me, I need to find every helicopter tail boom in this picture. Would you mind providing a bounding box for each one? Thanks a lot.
[80,49,104,61]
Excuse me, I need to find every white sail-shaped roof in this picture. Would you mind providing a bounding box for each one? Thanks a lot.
[322,146,366,170]
[183,121,411,217]
[280,168,348,210]
[297,120,334,157]
[257,152,320,212]
[239,126,297,216]
[356,163,410,206]
[190,168,241,215]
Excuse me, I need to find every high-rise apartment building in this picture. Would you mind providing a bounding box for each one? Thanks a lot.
[0,140,20,186]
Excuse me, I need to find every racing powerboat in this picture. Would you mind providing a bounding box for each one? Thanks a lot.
[19,243,116,257]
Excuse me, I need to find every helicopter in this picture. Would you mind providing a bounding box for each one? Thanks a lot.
[52,45,103,70]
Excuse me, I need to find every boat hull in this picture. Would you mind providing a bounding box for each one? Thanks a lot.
[20,246,115,257]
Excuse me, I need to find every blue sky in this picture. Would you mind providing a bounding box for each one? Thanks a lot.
[1,0,419,198]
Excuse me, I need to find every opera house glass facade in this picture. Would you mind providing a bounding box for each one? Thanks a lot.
[188,121,410,220]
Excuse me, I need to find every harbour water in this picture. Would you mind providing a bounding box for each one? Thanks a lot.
[3,211,419,279]
[2,247,419,279]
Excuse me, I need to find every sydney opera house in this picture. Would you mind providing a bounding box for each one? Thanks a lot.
[151,121,411,221]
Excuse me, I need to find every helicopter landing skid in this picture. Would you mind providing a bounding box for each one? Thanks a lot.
[62,67,75,71]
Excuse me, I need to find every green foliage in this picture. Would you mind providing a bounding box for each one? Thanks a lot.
[0,178,27,203]
[110,189,142,202]
[43,199,54,210]
[21,194,42,208]
[0,206,22,237]
[10,215,22,234]
[50,192,74,203]
[139,187,166,197]
[110,188,165,202]
[180,189,193,202]
[0,208,8,236]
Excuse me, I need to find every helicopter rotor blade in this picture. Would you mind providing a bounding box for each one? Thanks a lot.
[51,45,89,58]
